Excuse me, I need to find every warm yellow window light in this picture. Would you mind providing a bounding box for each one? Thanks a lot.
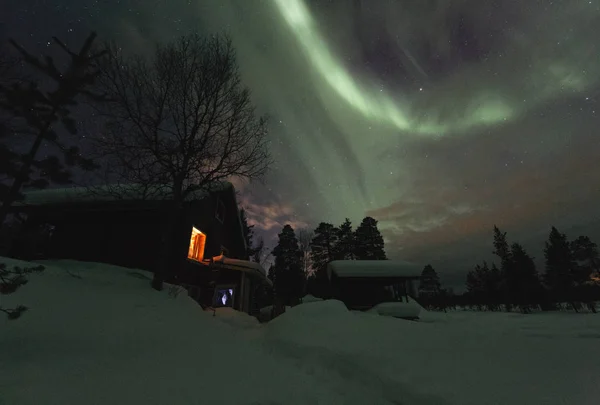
[188,227,206,262]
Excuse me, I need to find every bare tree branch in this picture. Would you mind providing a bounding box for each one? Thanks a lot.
[90,33,273,289]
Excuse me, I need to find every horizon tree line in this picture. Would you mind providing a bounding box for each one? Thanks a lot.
[418,226,600,313]
[238,216,387,306]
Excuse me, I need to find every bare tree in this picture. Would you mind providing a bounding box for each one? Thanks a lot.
[297,227,314,277]
[251,236,272,269]
[93,33,272,290]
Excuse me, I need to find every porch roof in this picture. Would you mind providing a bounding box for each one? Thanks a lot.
[210,255,272,286]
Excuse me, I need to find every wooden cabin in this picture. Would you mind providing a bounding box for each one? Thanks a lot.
[8,182,272,316]
[327,260,423,320]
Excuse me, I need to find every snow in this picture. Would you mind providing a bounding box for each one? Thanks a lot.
[2,256,600,405]
[16,181,232,206]
[301,294,323,303]
[327,259,422,279]
[368,297,422,319]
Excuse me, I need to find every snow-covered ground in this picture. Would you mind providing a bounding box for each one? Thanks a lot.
[2,257,599,405]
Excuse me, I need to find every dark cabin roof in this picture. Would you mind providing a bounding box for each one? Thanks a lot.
[327,260,422,280]
[15,182,233,206]
[13,181,248,253]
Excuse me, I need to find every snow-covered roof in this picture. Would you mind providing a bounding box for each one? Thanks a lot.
[211,255,271,285]
[16,182,233,206]
[327,260,422,279]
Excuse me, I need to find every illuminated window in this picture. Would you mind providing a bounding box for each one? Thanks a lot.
[213,285,235,308]
[187,227,206,262]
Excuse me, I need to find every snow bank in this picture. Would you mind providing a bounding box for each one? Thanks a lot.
[265,299,600,405]
[368,297,422,319]
[210,307,261,330]
[4,256,600,405]
[301,294,323,303]
[0,257,382,405]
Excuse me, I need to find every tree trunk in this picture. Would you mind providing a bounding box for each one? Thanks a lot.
[0,114,55,227]
[151,202,182,291]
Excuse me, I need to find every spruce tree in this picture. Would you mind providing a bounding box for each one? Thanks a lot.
[419,265,441,296]
[510,242,542,312]
[334,218,356,260]
[0,32,104,226]
[570,235,599,284]
[0,262,44,319]
[544,226,576,304]
[272,225,304,306]
[492,225,515,308]
[354,216,386,260]
[418,264,441,309]
[309,222,339,281]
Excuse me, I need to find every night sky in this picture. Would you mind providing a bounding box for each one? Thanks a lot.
[2,0,599,287]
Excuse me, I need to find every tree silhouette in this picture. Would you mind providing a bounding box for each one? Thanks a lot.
[492,225,515,308]
[418,264,442,309]
[272,225,304,306]
[309,222,339,296]
[354,216,386,260]
[0,262,44,319]
[334,218,356,260]
[510,242,543,312]
[0,32,103,226]
[465,261,502,311]
[93,33,272,290]
[296,227,314,279]
[544,226,577,307]
[570,235,599,284]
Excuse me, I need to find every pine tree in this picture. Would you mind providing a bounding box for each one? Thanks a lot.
[569,235,599,312]
[492,225,515,308]
[334,218,356,260]
[510,242,542,312]
[309,222,339,280]
[272,225,304,306]
[570,235,599,284]
[419,264,441,296]
[544,226,576,304]
[354,216,386,260]
[0,262,44,319]
[465,261,503,311]
[0,32,104,226]
[418,264,441,309]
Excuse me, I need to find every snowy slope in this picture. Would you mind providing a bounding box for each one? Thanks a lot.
[2,257,599,405]
[0,258,396,405]
[266,301,600,405]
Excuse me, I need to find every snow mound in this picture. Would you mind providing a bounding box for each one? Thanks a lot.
[211,307,261,329]
[0,257,384,405]
[301,294,323,303]
[368,297,422,319]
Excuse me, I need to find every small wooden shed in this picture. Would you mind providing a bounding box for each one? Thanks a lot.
[327,260,423,319]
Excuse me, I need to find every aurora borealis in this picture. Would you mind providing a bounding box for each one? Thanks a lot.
[2,0,599,285]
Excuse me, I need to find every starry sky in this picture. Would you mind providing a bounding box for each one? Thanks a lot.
[2,0,599,288]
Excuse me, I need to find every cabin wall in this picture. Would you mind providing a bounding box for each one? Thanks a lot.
[180,189,245,263]
[11,187,247,287]
[17,206,164,271]
[332,276,419,310]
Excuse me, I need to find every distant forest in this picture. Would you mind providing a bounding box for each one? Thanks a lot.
[242,211,600,313]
